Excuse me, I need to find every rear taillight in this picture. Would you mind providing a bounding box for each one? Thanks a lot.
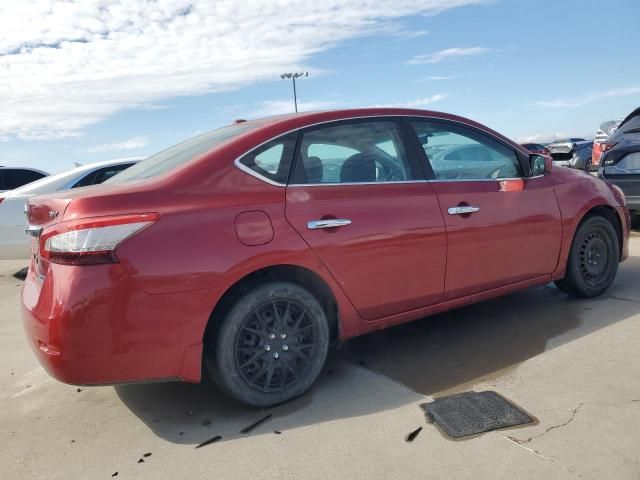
[39,213,158,265]
[601,142,617,153]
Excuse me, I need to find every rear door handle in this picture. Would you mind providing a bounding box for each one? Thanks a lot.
[307,219,352,230]
[447,206,480,215]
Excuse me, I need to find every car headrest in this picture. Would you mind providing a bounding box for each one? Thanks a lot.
[304,156,323,183]
[340,152,377,183]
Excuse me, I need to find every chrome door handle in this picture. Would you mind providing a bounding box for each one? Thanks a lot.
[307,219,352,230]
[447,206,480,215]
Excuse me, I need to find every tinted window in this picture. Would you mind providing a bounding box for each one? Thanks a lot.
[291,121,413,184]
[107,124,254,184]
[72,163,134,188]
[2,169,46,189]
[412,121,523,180]
[238,132,298,184]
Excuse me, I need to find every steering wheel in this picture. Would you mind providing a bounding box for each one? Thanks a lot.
[375,155,405,181]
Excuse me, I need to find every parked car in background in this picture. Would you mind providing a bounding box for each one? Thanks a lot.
[0,167,48,193]
[547,138,593,170]
[520,143,551,156]
[21,109,629,407]
[593,120,621,169]
[598,107,640,225]
[0,158,141,259]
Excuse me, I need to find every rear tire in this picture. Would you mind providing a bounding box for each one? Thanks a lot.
[554,215,619,298]
[206,282,329,407]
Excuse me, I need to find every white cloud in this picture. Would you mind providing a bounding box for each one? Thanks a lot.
[86,136,149,153]
[534,85,640,109]
[0,0,485,141]
[422,75,460,81]
[370,93,449,108]
[407,46,492,64]
[420,72,476,81]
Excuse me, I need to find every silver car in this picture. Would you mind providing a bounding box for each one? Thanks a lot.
[547,138,593,171]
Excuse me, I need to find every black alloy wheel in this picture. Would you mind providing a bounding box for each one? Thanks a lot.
[207,282,329,407]
[235,299,320,393]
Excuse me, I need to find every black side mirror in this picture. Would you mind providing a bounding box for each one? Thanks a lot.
[530,154,552,176]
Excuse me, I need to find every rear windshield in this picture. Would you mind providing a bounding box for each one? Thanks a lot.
[106,124,255,184]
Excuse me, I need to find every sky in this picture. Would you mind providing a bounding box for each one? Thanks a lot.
[1,0,639,173]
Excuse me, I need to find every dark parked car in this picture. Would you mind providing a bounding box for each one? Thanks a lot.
[0,166,48,193]
[598,107,640,225]
[22,108,629,407]
[521,143,551,156]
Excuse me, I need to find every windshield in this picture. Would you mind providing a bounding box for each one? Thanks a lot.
[107,124,255,184]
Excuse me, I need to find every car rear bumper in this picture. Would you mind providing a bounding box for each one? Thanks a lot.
[21,261,217,385]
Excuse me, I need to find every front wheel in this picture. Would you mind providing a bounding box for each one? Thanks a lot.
[555,215,619,298]
[207,282,329,407]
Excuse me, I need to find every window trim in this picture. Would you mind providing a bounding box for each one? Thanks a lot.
[232,114,532,186]
[404,117,532,181]
[235,132,299,186]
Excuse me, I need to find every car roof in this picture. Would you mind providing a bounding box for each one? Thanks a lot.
[620,107,640,128]
[0,166,49,175]
[235,108,522,152]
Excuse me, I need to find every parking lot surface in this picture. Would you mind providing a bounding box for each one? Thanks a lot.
[2,233,640,479]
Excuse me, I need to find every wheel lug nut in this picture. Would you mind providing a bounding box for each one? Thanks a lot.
[282,344,289,351]
[268,333,275,340]
[265,344,271,351]
[273,352,280,359]
[280,333,287,339]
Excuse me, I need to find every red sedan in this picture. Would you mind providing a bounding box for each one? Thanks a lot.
[22,109,630,407]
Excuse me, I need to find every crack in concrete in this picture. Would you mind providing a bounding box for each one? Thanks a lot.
[498,433,584,478]
[508,404,584,445]
[497,399,640,478]
[507,399,640,445]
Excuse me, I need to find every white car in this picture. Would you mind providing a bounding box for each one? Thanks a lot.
[0,158,142,259]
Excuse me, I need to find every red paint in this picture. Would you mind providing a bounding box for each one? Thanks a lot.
[21,108,630,387]
[235,211,274,246]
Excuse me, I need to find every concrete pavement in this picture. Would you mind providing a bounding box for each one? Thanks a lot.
[2,235,639,479]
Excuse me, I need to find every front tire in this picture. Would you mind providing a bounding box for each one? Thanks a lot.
[207,282,329,407]
[555,215,619,298]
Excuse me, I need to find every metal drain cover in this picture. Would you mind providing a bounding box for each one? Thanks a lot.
[421,391,533,438]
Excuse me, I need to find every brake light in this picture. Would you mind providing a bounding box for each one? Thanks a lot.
[39,213,158,265]
[601,142,617,153]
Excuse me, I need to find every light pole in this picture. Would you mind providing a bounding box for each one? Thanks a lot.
[280,72,308,113]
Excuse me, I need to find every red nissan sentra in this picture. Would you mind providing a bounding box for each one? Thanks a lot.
[22,109,630,406]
